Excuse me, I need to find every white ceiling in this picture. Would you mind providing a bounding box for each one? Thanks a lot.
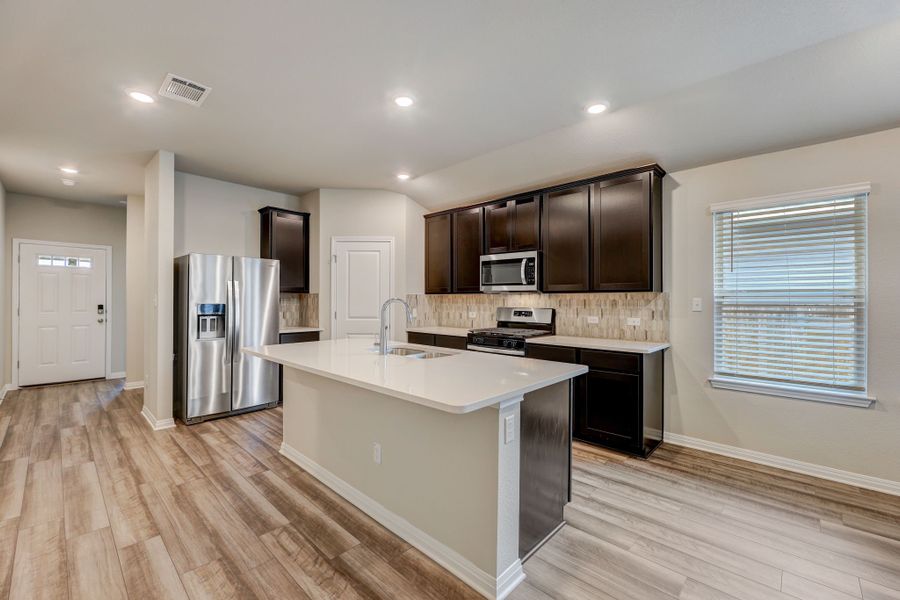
[1,0,899,209]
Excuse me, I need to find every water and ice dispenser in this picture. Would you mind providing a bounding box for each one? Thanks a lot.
[197,304,226,340]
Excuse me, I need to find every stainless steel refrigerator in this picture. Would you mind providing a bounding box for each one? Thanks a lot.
[174,253,280,424]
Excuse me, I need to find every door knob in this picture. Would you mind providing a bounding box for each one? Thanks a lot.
[97,318,105,323]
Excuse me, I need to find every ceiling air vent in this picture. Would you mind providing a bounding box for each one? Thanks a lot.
[158,73,211,106]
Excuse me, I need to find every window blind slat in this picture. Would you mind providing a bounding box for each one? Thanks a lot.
[713,194,867,394]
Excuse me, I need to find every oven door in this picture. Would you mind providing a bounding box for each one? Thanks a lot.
[480,251,539,292]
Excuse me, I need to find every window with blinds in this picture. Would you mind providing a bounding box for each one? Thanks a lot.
[712,190,868,401]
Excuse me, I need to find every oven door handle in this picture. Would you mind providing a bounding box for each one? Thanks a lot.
[466,344,525,356]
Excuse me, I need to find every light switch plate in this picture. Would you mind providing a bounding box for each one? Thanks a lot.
[691,297,703,312]
[504,415,516,444]
[411,308,418,318]
[626,317,641,326]
[372,442,382,465]
[586,315,599,324]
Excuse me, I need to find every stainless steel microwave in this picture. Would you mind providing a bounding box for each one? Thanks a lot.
[480,251,540,292]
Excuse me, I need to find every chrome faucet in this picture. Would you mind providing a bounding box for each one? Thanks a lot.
[379,298,414,355]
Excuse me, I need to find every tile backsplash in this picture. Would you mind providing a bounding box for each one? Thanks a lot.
[407,292,668,342]
[280,293,319,328]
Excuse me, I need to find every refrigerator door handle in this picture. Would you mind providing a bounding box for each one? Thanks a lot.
[231,278,241,361]
[225,279,234,377]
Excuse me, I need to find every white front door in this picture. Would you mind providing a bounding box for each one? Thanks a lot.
[332,238,393,339]
[18,243,108,386]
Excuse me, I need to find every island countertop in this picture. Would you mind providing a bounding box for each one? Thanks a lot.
[243,338,587,414]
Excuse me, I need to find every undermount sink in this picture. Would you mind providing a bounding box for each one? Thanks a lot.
[383,347,452,359]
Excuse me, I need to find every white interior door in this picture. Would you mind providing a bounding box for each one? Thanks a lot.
[18,243,108,386]
[332,238,392,339]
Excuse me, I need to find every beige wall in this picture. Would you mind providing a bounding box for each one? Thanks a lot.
[3,193,127,384]
[300,189,427,340]
[665,126,900,483]
[0,180,5,389]
[174,172,300,257]
[282,368,522,582]
[143,151,175,423]
[125,195,144,386]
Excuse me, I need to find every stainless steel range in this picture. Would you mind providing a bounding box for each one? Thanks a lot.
[467,307,555,355]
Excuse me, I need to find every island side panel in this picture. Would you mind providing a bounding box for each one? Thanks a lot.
[519,380,571,560]
[280,367,518,588]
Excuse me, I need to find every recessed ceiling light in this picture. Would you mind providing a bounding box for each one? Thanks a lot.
[128,91,155,104]
[394,96,414,108]
[586,103,608,115]
[59,166,79,174]
[61,178,76,186]
[396,173,411,181]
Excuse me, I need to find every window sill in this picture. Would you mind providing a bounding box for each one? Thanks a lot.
[708,376,875,408]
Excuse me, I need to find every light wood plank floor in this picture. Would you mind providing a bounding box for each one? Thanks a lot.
[0,380,897,600]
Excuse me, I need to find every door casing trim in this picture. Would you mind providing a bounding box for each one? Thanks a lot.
[11,238,113,388]
[329,236,395,340]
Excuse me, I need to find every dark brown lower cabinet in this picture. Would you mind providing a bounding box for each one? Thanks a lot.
[525,343,663,458]
[406,331,467,350]
[278,330,321,403]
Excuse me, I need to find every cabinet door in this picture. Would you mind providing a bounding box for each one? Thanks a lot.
[425,214,452,294]
[575,369,641,449]
[592,173,651,290]
[261,209,310,293]
[511,195,540,251]
[484,201,512,254]
[542,185,590,291]
[453,207,483,292]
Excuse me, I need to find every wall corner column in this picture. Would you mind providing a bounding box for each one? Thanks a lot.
[143,151,175,426]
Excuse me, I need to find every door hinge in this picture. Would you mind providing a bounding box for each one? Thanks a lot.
[332,254,337,264]
[334,311,338,320]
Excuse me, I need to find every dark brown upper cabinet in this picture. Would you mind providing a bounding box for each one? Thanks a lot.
[483,195,541,254]
[452,207,483,293]
[425,213,453,294]
[541,185,591,292]
[259,206,310,293]
[591,170,661,291]
[422,164,664,295]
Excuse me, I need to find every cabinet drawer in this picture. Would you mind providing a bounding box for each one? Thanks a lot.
[434,334,467,350]
[280,331,320,344]
[525,344,578,364]
[579,349,640,374]
[407,332,436,346]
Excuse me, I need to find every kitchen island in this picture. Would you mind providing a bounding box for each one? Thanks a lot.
[243,338,587,599]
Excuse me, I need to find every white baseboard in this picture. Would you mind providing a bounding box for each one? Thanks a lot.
[108,371,126,380]
[0,384,12,405]
[140,405,176,431]
[280,442,523,600]
[124,380,145,390]
[664,432,900,497]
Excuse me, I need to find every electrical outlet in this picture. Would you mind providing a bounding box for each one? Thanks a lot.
[468,311,477,319]
[411,308,418,318]
[372,442,382,465]
[626,317,641,327]
[504,415,516,444]
[586,315,599,324]
[691,297,703,312]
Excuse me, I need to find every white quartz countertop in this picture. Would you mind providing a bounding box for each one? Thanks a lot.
[406,326,472,337]
[527,335,670,354]
[243,338,587,414]
[407,326,669,354]
[279,326,323,335]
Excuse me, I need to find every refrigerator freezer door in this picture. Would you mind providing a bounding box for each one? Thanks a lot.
[232,256,280,411]
[186,254,233,419]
